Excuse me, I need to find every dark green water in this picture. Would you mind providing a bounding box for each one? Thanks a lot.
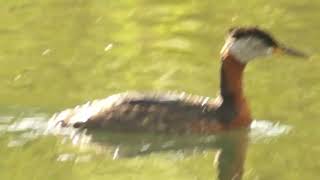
[0,0,319,179]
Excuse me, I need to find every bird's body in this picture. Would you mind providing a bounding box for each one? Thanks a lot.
[49,27,307,134]
[50,54,251,133]
[53,91,222,133]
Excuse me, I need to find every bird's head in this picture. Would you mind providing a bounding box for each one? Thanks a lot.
[220,27,308,63]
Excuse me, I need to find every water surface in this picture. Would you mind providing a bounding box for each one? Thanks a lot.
[0,0,319,179]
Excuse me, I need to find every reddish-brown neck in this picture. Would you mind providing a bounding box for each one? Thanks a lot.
[220,54,245,99]
[219,53,252,127]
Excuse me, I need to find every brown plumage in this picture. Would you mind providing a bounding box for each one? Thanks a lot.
[54,92,225,133]
[49,27,307,134]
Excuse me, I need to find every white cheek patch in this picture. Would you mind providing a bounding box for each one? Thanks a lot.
[222,37,272,63]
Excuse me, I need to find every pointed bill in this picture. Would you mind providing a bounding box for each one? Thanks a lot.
[274,45,309,58]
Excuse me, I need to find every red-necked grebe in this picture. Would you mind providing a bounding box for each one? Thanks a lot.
[49,27,308,134]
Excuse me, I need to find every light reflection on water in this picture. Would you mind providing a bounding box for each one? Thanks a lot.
[250,119,291,142]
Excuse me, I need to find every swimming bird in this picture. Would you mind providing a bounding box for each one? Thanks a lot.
[49,27,307,134]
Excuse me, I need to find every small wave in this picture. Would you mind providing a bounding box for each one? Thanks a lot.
[0,113,49,147]
[250,119,292,142]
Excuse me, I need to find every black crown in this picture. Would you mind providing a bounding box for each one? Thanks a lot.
[228,27,278,47]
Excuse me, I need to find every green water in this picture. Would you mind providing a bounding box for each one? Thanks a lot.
[0,0,319,179]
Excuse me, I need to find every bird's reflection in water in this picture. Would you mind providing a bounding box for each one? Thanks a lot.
[63,126,249,180]
[214,129,249,180]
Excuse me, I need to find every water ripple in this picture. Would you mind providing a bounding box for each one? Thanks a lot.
[250,119,292,142]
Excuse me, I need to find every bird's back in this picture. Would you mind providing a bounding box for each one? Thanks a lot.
[49,92,224,134]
